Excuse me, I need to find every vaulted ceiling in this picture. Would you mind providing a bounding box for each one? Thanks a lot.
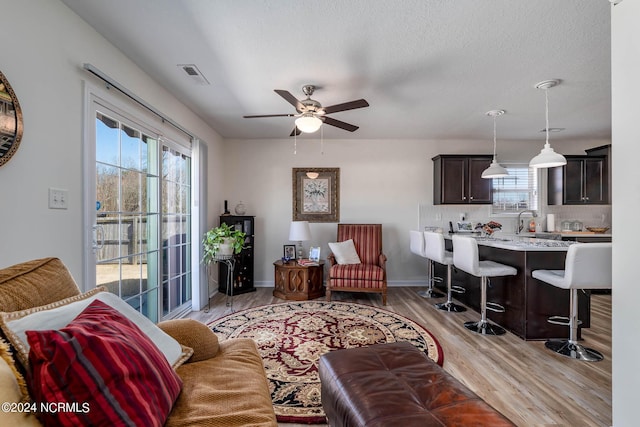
[61,0,612,142]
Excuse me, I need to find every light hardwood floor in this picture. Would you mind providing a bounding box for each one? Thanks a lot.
[189,287,612,427]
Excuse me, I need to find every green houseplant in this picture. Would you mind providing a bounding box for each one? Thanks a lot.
[202,222,246,263]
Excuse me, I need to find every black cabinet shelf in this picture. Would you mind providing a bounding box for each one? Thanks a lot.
[432,155,493,204]
[218,215,255,295]
[548,155,609,205]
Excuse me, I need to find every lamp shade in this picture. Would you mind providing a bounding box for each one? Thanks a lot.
[289,221,312,241]
[481,160,509,178]
[529,142,567,168]
[295,115,322,133]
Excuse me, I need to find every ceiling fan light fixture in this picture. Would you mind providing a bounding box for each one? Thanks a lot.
[482,109,509,179]
[295,114,322,133]
[530,79,566,169]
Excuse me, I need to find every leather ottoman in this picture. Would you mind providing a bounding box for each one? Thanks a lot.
[319,342,514,427]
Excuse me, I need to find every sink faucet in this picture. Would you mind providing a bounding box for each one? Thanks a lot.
[516,210,538,234]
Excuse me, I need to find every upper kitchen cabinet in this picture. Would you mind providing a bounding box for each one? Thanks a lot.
[433,155,493,204]
[548,155,609,205]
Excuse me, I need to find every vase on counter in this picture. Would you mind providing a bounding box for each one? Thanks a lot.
[234,201,246,215]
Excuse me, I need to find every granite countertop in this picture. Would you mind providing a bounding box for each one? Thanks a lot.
[446,233,574,252]
[522,231,612,238]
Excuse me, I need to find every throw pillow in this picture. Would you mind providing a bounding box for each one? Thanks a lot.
[0,289,192,370]
[26,299,182,427]
[0,343,41,426]
[157,319,219,363]
[328,239,362,265]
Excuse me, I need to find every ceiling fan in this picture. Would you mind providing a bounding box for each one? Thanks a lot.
[243,85,369,136]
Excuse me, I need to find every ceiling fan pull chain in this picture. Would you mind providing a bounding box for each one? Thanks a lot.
[321,125,324,155]
[294,129,297,155]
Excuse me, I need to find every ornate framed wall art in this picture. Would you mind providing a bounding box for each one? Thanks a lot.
[0,71,23,167]
[292,168,340,222]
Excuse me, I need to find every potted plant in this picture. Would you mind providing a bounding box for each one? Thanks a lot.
[202,222,246,263]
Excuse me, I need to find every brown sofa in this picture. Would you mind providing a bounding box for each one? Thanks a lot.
[319,342,515,426]
[0,257,277,427]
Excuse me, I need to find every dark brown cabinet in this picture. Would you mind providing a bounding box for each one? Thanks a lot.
[548,156,609,205]
[273,260,325,300]
[432,155,493,204]
[218,215,255,295]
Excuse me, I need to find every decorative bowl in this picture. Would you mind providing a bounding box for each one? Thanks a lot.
[585,227,609,233]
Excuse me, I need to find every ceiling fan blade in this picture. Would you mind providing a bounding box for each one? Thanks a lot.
[275,90,304,112]
[322,116,359,132]
[289,126,301,137]
[322,99,369,115]
[243,113,295,118]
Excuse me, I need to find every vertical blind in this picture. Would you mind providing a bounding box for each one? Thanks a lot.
[491,164,538,214]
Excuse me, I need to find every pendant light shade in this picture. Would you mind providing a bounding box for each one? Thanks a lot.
[482,110,509,179]
[482,159,509,178]
[529,80,566,169]
[529,143,567,168]
[295,114,322,133]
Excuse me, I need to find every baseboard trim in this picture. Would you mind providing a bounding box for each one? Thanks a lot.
[253,280,429,288]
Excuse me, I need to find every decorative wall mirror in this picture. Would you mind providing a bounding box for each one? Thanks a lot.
[0,71,23,167]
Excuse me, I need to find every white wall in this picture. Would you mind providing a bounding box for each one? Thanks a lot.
[611,1,639,424]
[223,136,608,286]
[0,0,225,284]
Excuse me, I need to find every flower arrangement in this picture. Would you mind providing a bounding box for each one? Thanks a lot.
[475,220,502,235]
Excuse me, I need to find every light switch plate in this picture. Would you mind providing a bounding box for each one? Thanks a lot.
[49,188,68,209]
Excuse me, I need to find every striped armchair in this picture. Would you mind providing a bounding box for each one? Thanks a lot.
[327,224,388,305]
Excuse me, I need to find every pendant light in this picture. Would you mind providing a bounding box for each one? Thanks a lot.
[529,80,566,168]
[481,110,509,179]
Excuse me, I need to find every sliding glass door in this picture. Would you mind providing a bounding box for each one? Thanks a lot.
[87,94,192,321]
[161,144,192,316]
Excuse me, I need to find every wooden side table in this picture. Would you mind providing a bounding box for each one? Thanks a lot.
[273,260,325,300]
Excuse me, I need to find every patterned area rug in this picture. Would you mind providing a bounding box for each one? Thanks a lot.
[208,301,444,424]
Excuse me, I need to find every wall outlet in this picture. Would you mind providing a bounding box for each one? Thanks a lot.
[49,188,68,209]
[435,213,442,221]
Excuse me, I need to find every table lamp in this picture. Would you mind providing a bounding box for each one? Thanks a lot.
[289,221,312,261]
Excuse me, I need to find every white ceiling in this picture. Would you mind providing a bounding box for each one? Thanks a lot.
[60,0,612,142]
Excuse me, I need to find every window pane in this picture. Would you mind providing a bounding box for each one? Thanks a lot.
[491,165,538,214]
[121,124,142,171]
[96,112,119,166]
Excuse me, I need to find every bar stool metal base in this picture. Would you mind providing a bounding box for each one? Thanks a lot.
[464,320,506,336]
[418,289,444,298]
[435,301,466,312]
[418,258,444,298]
[545,340,604,362]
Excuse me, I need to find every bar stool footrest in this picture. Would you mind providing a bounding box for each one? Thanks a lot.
[486,302,505,313]
[547,316,582,326]
[451,285,466,294]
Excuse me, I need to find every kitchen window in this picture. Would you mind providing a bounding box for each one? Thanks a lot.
[490,164,538,215]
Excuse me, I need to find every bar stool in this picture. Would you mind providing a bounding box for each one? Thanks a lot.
[424,231,466,312]
[409,230,444,298]
[532,242,612,361]
[452,235,516,335]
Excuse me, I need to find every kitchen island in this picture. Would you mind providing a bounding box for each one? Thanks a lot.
[435,234,591,340]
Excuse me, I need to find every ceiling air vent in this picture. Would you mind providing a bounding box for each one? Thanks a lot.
[178,64,210,85]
